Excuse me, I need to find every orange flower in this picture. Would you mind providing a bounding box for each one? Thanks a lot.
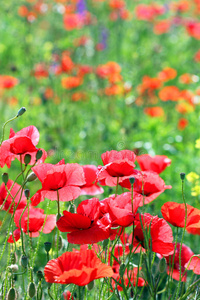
[33,64,48,79]
[153,20,171,35]
[194,50,200,62]
[179,73,193,84]
[109,0,125,10]
[178,118,188,130]
[0,75,18,89]
[144,106,164,117]
[104,84,123,96]
[176,102,194,114]
[18,6,29,17]
[62,76,82,89]
[71,91,86,101]
[61,54,74,73]
[158,67,177,82]
[159,86,180,101]
[170,0,190,12]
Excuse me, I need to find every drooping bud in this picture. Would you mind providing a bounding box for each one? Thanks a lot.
[68,203,76,213]
[102,239,109,250]
[87,280,94,290]
[159,257,167,273]
[7,287,16,300]
[24,189,30,199]
[44,242,51,253]
[24,154,31,165]
[37,271,43,281]
[28,282,36,298]
[17,107,26,117]
[21,255,28,268]
[7,264,19,273]
[27,172,37,182]
[36,150,43,161]
[119,263,126,278]
[180,173,185,180]
[2,173,9,185]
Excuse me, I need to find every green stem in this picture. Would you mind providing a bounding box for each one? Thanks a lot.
[0,115,17,145]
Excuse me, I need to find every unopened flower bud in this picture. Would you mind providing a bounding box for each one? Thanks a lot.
[44,242,51,253]
[7,287,16,300]
[27,172,37,182]
[159,257,166,273]
[180,173,185,180]
[28,282,36,298]
[17,107,26,117]
[24,154,31,165]
[102,239,109,249]
[55,235,63,251]
[68,204,76,213]
[37,270,43,281]
[119,263,126,278]
[129,177,135,185]
[36,150,43,161]
[87,280,94,290]
[2,173,9,185]
[24,189,30,199]
[21,255,28,268]
[56,213,62,222]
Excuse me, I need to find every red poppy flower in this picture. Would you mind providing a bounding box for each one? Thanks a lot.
[0,75,19,89]
[112,267,145,290]
[185,255,200,275]
[133,213,174,255]
[97,150,137,187]
[63,291,74,300]
[158,243,194,281]
[7,228,21,243]
[158,67,177,82]
[161,202,199,228]
[120,171,171,204]
[80,165,104,196]
[106,192,143,227]
[32,162,85,202]
[0,180,27,213]
[159,86,180,101]
[61,76,83,89]
[0,126,46,168]
[178,118,188,130]
[14,208,56,237]
[57,198,111,244]
[137,154,171,174]
[144,107,164,118]
[44,249,113,285]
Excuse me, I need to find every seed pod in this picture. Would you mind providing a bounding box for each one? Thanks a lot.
[37,270,43,281]
[119,263,126,278]
[180,172,185,180]
[44,242,51,253]
[28,282,36,298]
[24,189,30,199]
[129,177,135,185]
[7,287,16,300]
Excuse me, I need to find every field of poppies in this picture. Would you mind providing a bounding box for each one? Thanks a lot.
[0,0,200,299]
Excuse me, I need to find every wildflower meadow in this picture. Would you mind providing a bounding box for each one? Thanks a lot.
[0,0,200,299]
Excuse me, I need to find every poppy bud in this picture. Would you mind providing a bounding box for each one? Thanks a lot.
[27,172,37,182]
[119,263,126,278]
[102,239,109,249]
[44,242,51,253]
[180,173,185,180]
[24,154,31,165]
[17,107,26,117]
[2,173,9,185]
[68,203,76,213]
[21,255,28,268]
[129,177,135,185]
[36,150,43,161]
[28,282,36,298]
[37,270,43,281]
[7,287,16,300]
[56,213,62,222]
[24,189,30,199]
[87,280,94,290]
[159,257,166,273]
[55,235,63,251]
